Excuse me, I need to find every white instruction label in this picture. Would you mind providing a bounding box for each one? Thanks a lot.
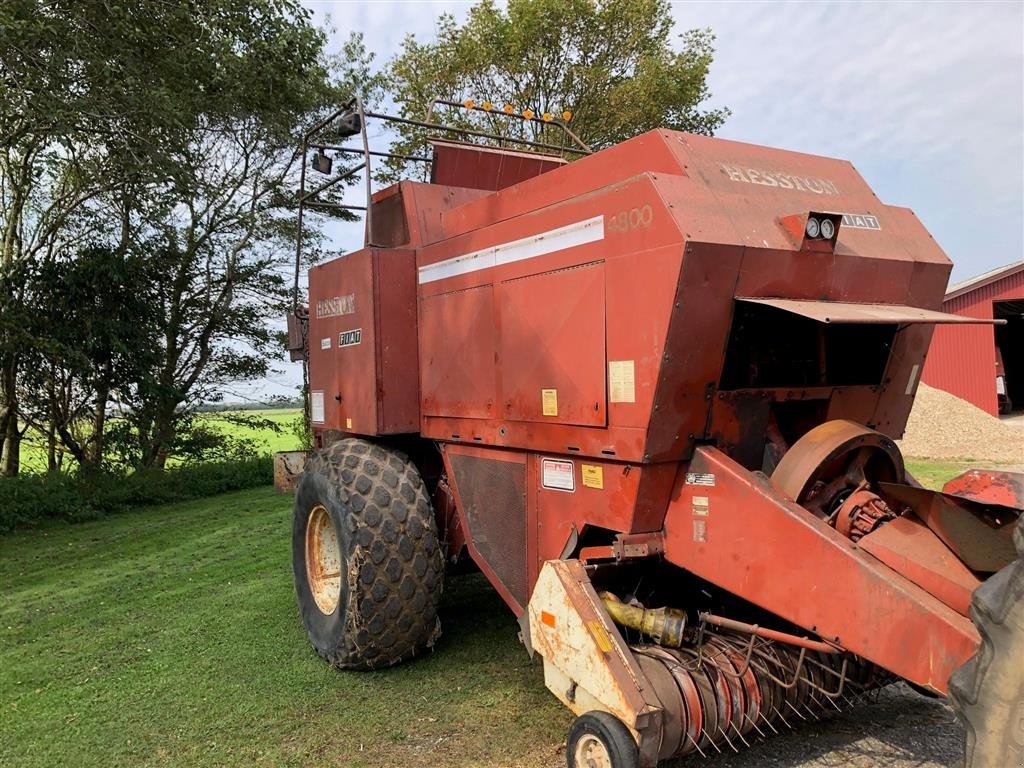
[311,391,325,424]
[609,360,636,403]
[320,337,331,350]
[685,472,715,487]
[541,458,575,492]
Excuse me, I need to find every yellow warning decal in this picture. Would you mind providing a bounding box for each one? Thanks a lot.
[587,620,614,653]
[346,418,353,430]
[581,464,604,489]
[542,388,558,416]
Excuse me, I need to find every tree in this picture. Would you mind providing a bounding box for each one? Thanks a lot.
[19,246,161,470]
[1,0,334,474]
[384,0,729,176]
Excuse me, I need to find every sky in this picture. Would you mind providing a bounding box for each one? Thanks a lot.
[249,0,1024,402]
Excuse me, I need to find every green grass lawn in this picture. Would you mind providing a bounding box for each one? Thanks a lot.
[200,408,304,455]
[904,459,981,491]
[0,487,566,768]
[0,460,985,767]
[18,408,303,473]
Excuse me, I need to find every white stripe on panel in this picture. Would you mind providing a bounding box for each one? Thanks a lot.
[418,215,605,284]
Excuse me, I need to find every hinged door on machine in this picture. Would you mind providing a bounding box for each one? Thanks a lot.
[307,248,419,436]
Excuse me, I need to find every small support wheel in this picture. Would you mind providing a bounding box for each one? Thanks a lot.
[567,711,640,768]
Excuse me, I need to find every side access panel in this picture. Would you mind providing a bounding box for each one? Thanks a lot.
[308,248,419,436]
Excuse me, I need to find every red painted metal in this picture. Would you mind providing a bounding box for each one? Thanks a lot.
[857,515,980,617]
[662,446,979,692]
[943,468,1024,511]
[879,481,1019,573]
[307,248,419,435]
[429,139,566,191]
[303,129,1010,699]
[922,263,1024,416]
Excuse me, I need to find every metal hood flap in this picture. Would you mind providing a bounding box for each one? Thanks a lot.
[737,297,1005,325]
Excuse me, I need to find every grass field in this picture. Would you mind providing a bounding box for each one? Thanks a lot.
[0,460,987,767]
[0,488,566,768]
[18,409,304,473]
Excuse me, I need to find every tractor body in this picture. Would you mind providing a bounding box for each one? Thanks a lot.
[294,126,1023,766]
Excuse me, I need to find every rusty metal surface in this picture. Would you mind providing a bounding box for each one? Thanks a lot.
[527,559,664,767]
[771,420,904,516]
[697,613,840,654]
[664,446,979,693]
[878,481,1018,573]
[737,297,1004,325]
[857,515,980,617]
[305,504,341,615]
[273,450,307,493]
[942,468,1024,511]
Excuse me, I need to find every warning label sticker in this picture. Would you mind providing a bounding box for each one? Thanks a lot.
[320,337,331,350]
[685,472,715,487]
[311,391,325,424]
[542,388,558,416]
[542,458,575,491]
[609,360,636,403]
[581,464,604,489]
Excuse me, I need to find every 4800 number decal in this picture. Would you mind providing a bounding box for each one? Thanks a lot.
[606,204,653,233]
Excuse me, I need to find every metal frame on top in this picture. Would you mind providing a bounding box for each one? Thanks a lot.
[291,96,591,310]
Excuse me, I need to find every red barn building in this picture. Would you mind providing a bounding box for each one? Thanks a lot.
[922,261,1024,416]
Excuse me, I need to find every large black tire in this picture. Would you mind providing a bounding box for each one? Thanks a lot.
[949,517,1024,768]
[292,438,443,670]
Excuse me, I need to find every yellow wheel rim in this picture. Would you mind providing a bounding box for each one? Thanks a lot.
[306,504,341,614]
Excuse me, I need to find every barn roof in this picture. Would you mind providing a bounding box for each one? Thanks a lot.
[946,260,1024,301]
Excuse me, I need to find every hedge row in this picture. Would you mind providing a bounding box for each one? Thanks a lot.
[0,456,274,532]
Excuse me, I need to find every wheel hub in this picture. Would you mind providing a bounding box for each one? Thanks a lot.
[306,504,342,614]
[573,734,613,768]
[772,419,904,521]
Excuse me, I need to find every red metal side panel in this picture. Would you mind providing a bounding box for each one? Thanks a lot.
[922,269,1023,416]
[308,250,378,434]
[498,263,606,427]
[663,446,979,692]
[374,250,419,433]
[530,457,679,590]
[419,285,496,421]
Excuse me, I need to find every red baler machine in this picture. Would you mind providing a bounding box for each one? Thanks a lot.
[289,101,1023,768]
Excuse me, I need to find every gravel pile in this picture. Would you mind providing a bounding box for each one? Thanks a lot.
[897,383,1024,462]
